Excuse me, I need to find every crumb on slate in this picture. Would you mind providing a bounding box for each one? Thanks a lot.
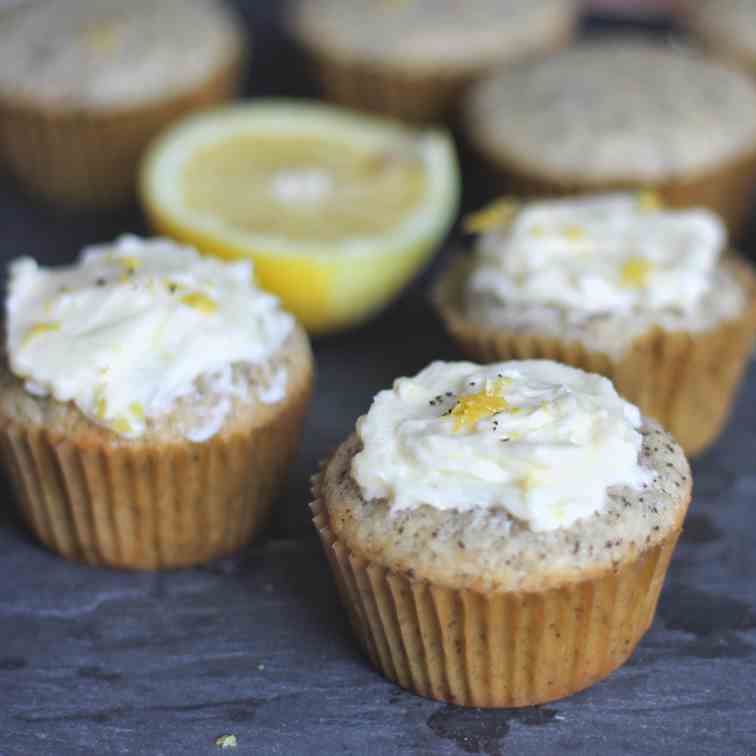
[215,734,237,749]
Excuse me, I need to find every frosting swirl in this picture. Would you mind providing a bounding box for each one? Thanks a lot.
[468,194,725,315]
[352,360,650,531]
[6,236,294,440]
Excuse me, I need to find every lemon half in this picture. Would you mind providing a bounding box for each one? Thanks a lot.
[140,100,459,333]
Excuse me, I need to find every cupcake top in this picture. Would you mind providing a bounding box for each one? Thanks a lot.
[352,360,650,531]
[290,0,576,71]
[688,0,756,62]
[321,360,691,592]
[469,194,726,315]
[465,39,756,181]
[0,0,244,109]
[5,236,294,441]
[452,194,748,358]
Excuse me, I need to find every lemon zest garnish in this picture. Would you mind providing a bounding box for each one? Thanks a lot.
[111,417,131,435]
[637,190,662,212]
[530,224,546,238]
[620,257,654,289]
[464,198,520,234]
[129,402,145,421]
[451,378,514,433]
[180,292,218,314]
[83,20,122,54]
[562,224,586,241]
[22,321,60,347]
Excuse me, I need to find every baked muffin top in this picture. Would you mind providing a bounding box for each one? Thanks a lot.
[464,39,756,181]
[688,0,756,61]
[443,194,752,358]
[4,236,299,442]
[0,0,244,109]
[290,0,576,71]
[318,360,691,592]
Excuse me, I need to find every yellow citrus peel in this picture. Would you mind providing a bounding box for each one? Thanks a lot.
[180,292,218,314]
[451,379,513,432]
[620,258,654,289]
[464,198,520,234]
[637,190,662,212]
[22,321,60,347]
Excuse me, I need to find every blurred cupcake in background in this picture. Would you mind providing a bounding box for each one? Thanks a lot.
[287,0,580,122]
[685,0,756,74]
[0,0,246,207]
[463,39,756,236]
[434,193,756,455]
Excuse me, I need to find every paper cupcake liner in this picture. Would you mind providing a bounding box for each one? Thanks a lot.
[434,259,756,456]
[307,22,575,123]
[310,491,681,708]
[0,382,310,570]
[0,55,243,207]
[466,142,756,239]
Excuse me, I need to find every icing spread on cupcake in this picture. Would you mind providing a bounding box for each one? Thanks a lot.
[351,360,650,531]
[468,194,726,315]
[6,236,294,440]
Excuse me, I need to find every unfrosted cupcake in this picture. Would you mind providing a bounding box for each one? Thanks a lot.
[463,39,756,235]
[0,236,313,569]
[434,193,756,456]
[0,0,246,206]
[288,0,579,122]
[312,359,692,707]
[685,1,756,73]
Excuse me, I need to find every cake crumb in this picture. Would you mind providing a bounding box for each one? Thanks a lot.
[215,734,238,749]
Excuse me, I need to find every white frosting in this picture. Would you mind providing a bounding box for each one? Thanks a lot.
[469,194,725,316]
[6,236,294,440]
[465,41,756,181]
[352,360,650,532]
[0,0,241,108]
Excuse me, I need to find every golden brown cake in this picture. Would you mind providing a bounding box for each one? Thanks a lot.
[0,236,313,569]
[313,359,692,706]
[0,0,246,206]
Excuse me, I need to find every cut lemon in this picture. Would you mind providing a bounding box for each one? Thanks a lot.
[140,100,459,334]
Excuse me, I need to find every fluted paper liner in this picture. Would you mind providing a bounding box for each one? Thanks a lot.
[434,257,756,456]
[0,380,310,570]
[1,56,243,207]
[310,490,681,708]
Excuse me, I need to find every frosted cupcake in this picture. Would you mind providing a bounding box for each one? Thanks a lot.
[685,1,756,73]
[288,0,578,122]
[463,40,756,235]
[0,0,246,206]
[0,236,313,569]
[312,360,692,707]
[434,193,756,455]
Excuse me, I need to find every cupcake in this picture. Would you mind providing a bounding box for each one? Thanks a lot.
[433,193,756,456]
[312,359,692,707]
[288,0,579,122]
[0,236,313,569]
[463,39,756,236]
[685,1,756,73]
[0,0,246,207]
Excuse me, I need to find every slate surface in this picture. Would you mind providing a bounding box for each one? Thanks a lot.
[1,4,756,755]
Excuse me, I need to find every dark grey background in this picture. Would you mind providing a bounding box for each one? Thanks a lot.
[1,5,755,755]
